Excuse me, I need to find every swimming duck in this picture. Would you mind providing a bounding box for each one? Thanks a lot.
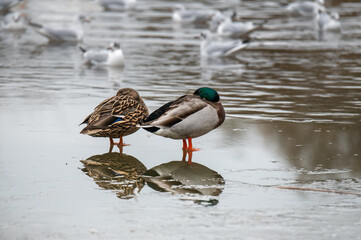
[141,87,225,156]
[80,88,149,152]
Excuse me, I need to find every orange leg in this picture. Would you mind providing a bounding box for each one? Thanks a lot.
[109,137,128,153]
[182,148,187,162]
[117,137,130,147]
[186,137,200,152]
[187,150,193,165]
[181,147,193,165]
[109,137,115,153]
[182,139,187,150]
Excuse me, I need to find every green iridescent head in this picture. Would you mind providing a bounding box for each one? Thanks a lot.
[194,87,220,102]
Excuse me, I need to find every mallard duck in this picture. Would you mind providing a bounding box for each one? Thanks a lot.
[141,87,225,156]
[80,88,149,152]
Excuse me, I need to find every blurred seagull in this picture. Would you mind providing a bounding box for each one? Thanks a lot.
[286,0,325,17]
[172,4,216,24]
[94,0,137,11]
[0,0,23,14]
[208,10,228,32]
[316,9,341,32]
[217,18,266,39]
[200,31,250,58]
[29,15,90,43]
[79,42,125,67]
[1,12,28,31]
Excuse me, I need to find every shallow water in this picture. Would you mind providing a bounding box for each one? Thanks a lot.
[1,0,361,239]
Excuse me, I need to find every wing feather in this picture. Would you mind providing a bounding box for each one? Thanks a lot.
[81,95,138,131]
[143,95,207,128]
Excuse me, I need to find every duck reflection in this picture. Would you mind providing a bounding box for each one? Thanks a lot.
[143,150,225,206]
[81,152,146,199]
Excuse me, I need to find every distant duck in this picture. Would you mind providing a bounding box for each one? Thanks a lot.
[79,42,125,67]
[217,18,266,39]
[172,4,216,24]
[1,12,28,31]
[29,15,90,43]
[286,0,325,17]
[316,9,341,33]
[142,87,225,156]
[200,31,250,58]
[80,88,149,152]
[95,0,137,11]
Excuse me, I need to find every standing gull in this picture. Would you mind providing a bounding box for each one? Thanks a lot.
[217,18,266,39]
[29,15,90,43]
[0,0,23,14]
[79,42,125,67]
[172,4,216,24]
[316,9,341,33]
[286,0,325,17]
[1,12,28,31]
[200,31,250,58]
[94,0,137,11]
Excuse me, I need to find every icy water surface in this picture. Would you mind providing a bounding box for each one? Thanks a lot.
[1,0,361,239]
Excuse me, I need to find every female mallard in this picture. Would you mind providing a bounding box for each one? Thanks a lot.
[142,87,225,153]
[80,88,149,152]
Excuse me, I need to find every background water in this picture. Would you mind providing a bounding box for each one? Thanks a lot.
[1,0,361,239]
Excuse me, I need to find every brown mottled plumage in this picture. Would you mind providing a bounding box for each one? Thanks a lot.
[80,88,148,152]
[81,152,147,199]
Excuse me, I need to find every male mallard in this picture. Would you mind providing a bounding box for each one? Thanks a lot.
[80,88,149,152]
[142,87,225,154]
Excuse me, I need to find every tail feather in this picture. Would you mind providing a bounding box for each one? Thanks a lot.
[79,46,87,53]
[225,40,250,56]
[28,21,43,29]
[142,125,160,133]
[255,19,268,29]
